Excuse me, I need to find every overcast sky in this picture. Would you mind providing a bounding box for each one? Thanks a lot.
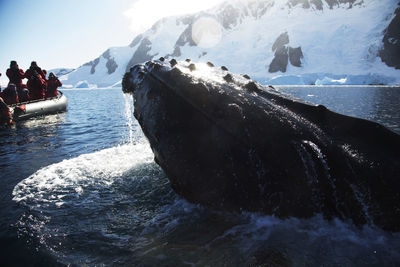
[0,0,223,85]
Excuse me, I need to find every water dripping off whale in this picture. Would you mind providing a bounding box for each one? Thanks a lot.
[122,59,400,232]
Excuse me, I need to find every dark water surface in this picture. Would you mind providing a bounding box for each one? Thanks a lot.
[1,87,399,266]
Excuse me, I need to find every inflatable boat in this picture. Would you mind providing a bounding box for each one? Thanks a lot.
[9,91,68,121]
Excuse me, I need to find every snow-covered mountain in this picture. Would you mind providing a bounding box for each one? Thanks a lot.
[60,0,400,87]
[48,68,75,78]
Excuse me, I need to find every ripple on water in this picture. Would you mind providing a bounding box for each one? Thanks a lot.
[9,87,400,266]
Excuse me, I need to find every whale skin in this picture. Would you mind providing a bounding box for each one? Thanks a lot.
[123,59,400,232]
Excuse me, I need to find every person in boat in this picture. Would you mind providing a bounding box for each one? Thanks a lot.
[0,97,13,126]
[6,61,25,89]
[25,61,46,81]
[27,71,46,100]
[46,72,62,98]
[0,83,19,105]
[18,87,30,102]
[42,69,47,80]
[6,61,30,102]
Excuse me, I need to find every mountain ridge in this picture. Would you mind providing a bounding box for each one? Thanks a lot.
[60,0,400,87]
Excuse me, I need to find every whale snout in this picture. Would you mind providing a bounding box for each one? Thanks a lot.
[122,71,134,94]
[122,64,147,94]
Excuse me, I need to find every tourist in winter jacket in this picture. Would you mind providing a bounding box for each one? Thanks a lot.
[0,97,13,126]
[0,83,19,105]
[42,69,48,81]
[6,61,25,90]
[27,71,46,100]
[25,61,46,81]
[46,73,62,98]
[18,87,30,102]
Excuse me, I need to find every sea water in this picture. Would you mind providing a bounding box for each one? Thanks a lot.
[1,87,399,266]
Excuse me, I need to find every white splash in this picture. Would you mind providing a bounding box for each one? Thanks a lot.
[124,93,136,144]
[12,142,153,206]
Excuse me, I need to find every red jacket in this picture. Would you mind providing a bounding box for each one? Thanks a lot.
[27,76,46,100]
[25,67,46,81]
[6,68,25,89]
[46,78,62,98]
[0,86,19,105]
[0,98,13,125]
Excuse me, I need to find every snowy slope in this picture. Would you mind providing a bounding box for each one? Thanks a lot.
[60,46,137,88]
[47,68,74,78]
[60,0,400,87]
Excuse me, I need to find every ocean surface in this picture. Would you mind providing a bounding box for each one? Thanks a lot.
[1,87,399,266]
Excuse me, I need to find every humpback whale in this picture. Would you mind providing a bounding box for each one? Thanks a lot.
[123,59,400,232]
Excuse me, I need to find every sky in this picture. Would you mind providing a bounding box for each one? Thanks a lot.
[0,0,224,86]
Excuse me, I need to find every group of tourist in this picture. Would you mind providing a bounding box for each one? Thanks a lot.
[0,60,62,126]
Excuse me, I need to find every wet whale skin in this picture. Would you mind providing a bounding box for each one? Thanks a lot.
[123,59,400,232]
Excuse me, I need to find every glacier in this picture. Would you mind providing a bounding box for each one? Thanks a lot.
[60,0,400,87]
